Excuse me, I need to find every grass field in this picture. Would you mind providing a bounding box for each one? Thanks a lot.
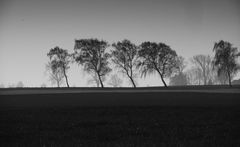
[0,86,240,146]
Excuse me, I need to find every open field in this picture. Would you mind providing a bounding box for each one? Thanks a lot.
[1,85,240,95]
[1,106,240,146]
[1,86,240,107]
[0,86,240,146]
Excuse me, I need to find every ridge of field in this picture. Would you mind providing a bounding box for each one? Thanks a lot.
[1,85,240,95]
[0,86,240,108]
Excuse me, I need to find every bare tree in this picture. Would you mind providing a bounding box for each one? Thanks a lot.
[137,42,179,87]
[185,67,203,85]
[213,40,240,86]
[191,55,213,85]
[176,56,187,73]
[111,39,137,87]
[108,74,123,87]
[47,46,71,87]
[74,39,112,88]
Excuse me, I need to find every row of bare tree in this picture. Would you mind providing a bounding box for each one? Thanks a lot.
[46,39,240,88]
[170,55,229,86]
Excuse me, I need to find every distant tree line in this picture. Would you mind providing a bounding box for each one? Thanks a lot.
[46,39,240,88]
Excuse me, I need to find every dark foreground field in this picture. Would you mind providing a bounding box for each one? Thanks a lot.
[1,106,240,146]
[0,87,240,146]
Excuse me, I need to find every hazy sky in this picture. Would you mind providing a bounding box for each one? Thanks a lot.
[0,0,240,87]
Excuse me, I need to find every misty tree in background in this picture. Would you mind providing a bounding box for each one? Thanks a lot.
[175,56,187,73]
[137,42,179,87]
[41,83,47,88]
[232,78,240,85]
[16,81,24,88]
[8,84,15,88]
[215,72,228,85]
[0,83,5,88]
[74,39,112,88]
[46,62,64,87]
[169,72,188,86]
[47,46,70,87]
[186,66,209,85]
[111,39,138,87]
[108,74,123,87]
[87,72,104,87]
[191,55,214,85]
[169,56,188,86]
[213,40,240,86]
[185,68,200,85]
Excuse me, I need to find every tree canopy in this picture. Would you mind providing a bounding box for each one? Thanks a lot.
[74,39,111,88]
[43,38,240,88]
[213,40,240,86]
[47,46,70,87]
[137,42,179,87]
[111,39,138,87]
[191,55,213,85]
[45,61,64,87]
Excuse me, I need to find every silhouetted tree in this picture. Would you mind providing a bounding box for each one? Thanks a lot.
[74,39,112,88]
[47,47,70,87]
[137,42,178,87]
[108,74,123,87]
[46,62,64,87]
[111,39,137,87]
[191,55,213,85]
[213,40,240,86]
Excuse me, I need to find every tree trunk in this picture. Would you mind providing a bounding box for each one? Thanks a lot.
[160,75,167,87]
[64,74,69,88]
[204,75,207,85]
[63,67,70,88]
[126,70,136,88]
[57,81,60,88]
[227,71,232,87]
[129,76,136,88]
[130,68,136,88]
[156,69,167,87]
[203,68,207,85]
[97,72,104,88]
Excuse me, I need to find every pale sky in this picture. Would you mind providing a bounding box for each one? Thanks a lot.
[0,0,240,87]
